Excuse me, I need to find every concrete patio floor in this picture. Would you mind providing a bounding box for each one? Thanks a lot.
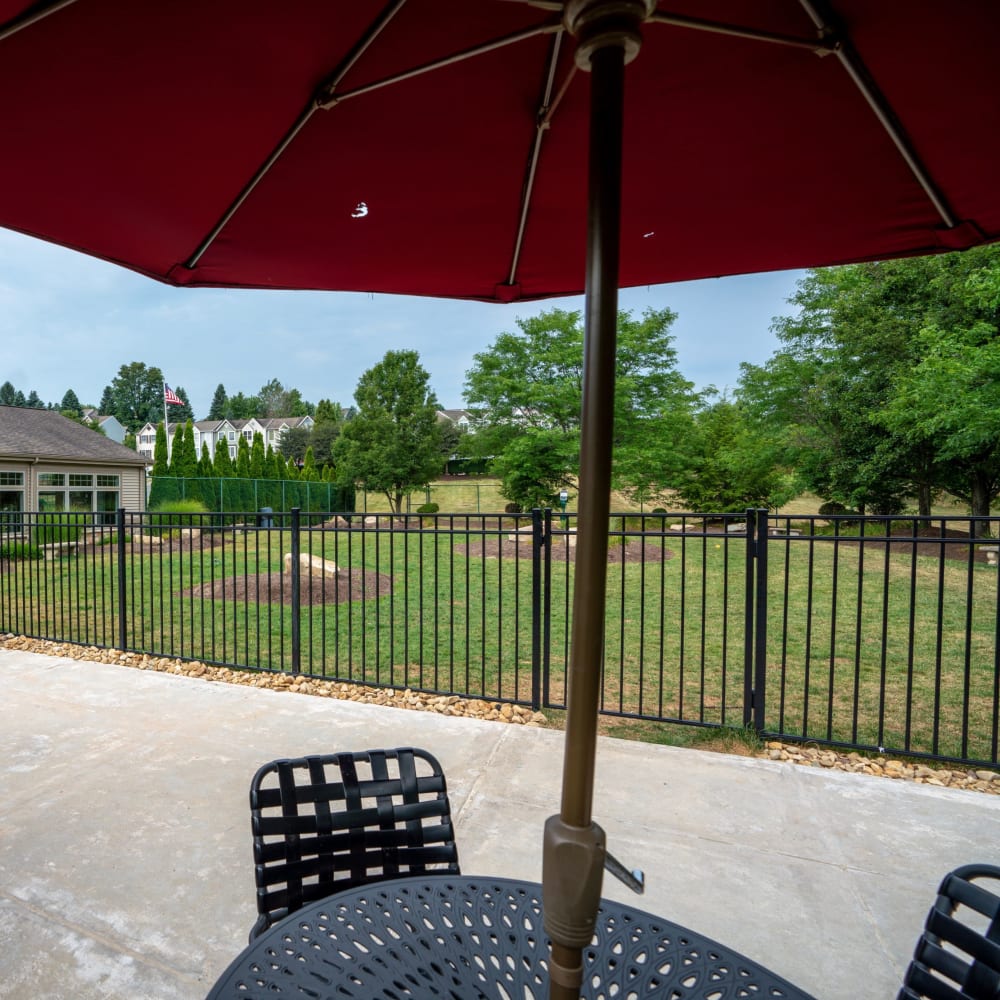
[1,647,998,999]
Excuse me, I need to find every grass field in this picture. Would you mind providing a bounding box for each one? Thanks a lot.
[1,511,997,765]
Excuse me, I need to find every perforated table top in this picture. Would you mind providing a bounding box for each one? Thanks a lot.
[206,875,815,999]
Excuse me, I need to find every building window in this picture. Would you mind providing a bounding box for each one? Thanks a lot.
[0,472,24,486]
[34,472,121,524]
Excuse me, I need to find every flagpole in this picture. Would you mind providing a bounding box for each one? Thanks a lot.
[163,381,170,464]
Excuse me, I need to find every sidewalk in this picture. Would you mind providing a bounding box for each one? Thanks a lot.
[1,647,997,999]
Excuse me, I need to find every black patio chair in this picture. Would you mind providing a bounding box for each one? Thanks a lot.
[898,863,1000,999]
[248,747,461,941]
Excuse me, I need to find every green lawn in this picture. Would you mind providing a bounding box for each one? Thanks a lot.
[2,518,997,764]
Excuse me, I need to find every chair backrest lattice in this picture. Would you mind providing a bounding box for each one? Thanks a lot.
[249,747,460,940]
[898,863,1000,1000]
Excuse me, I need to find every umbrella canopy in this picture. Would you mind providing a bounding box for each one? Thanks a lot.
[0,1,996,301]
[1,3,998,998]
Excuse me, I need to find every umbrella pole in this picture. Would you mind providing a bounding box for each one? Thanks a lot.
[544,4,650,998]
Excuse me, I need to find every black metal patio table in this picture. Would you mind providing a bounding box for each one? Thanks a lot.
[205,875,815,999]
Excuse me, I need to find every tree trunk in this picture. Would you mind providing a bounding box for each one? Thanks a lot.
[917,483,933,517]
[970,472,991,537]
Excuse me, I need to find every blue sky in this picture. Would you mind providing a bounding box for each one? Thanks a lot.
[0,227,804,417]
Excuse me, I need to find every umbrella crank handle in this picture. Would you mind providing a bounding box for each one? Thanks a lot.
[604,849,645,894]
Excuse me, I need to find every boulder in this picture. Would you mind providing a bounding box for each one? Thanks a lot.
[283,552,341,578]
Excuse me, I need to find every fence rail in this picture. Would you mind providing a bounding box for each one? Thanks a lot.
[1,507,998,767]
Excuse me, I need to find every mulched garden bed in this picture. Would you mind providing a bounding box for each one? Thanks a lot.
[183,568,393,606]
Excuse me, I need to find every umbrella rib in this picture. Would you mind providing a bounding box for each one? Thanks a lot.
[648,11,836,53]
[0,0,78,42]
[183,0,413,270]
[183,105,317,270]
[182,15,561,272]
[506,31,576,288]
[320,22,562,107]
[798,0,958,229]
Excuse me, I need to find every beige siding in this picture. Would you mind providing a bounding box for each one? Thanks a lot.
[119,467,145,511]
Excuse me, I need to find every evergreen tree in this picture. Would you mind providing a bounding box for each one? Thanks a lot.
[167,427,185,476]
[198,443,213,476]
[172,386,195,423]
[235,435,251,478]
[208,384,228,421]
[151,423,170,476]
[249,432,266,478]
[0,381,17,405]
[60,389,82,415]
[213,438,235,478]
[13,389,26,406]
[26,390,44,408]
[99,385,115,414]
[302,446,319,481]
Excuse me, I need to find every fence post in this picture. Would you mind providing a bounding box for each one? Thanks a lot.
[530,507,545,711]
[116,507,128,652]
[743,509,755,728]
[752,508,769,734]
[743,509,768,734]
[290,507,301,673]
[542,507,553,709]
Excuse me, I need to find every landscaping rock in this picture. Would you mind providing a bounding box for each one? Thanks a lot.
[283,552,341,578]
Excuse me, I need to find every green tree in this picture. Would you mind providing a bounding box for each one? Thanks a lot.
[742,248,1000,518]
[213,438,235,478]
[235,435,251,478]
[249,432,266,478]
[226,392,260,419]
[257,379,314,418]
[311,399,347,467]
[99,385,115,414]
[108,361,165,432]
[26,390,44,408]
[0,381,17,405]
[207,384,228,421]
[879,246,1000,527]
[172,385,195,424]
[333,350,445,513]
[60,389,82,415]
[198,442,214,476]
[675,396,797,512]
[123,430,137,450]
[278,425,311,463]
[151,423,170,477]
[464,307,699,508]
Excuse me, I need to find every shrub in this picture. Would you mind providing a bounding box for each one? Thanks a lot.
[504,502,523,514]
[0,540,42,560]
[31,513,85,546]
[818,500,847,517]
[416,502,439,514]
[149,498,210,535]
[651,507,667,514]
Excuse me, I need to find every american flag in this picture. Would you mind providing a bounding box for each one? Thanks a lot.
[164,383,183,406]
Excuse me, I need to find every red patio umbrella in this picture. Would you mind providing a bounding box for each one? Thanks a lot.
[1,2,997,996]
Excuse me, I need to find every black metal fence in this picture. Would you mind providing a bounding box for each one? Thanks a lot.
[1,507,998,767]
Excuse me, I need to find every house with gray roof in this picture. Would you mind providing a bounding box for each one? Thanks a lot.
[0,405,148,521]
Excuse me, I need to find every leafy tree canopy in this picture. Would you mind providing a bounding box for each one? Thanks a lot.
[464,307,700,509]
[333,350,444,513]
[108,361,165,433]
